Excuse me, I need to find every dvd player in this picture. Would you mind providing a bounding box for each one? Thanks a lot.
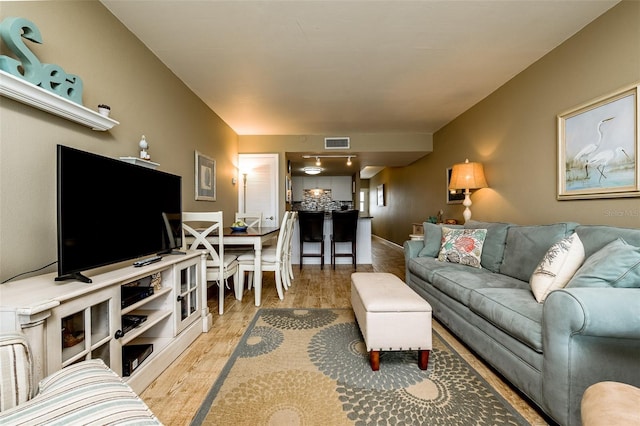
[121,314,148,334]
[121,286,154,308]
[122,344,153,376]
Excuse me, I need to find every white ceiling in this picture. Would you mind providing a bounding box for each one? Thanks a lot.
[101,0,618,175]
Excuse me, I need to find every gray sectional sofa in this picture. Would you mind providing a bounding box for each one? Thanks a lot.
[404,221,640,426]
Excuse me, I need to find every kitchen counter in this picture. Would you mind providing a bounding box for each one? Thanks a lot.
[291,215,372,265]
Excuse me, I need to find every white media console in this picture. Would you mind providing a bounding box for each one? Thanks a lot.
[0,251,211,394]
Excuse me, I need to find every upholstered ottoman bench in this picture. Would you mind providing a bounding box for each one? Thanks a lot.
[351,272,432,371]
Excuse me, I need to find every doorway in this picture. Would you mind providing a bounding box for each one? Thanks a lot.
[238,154,279,227]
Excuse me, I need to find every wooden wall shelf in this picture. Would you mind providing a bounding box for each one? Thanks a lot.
[0,70,119,131]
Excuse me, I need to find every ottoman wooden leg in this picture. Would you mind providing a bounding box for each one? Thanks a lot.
[370,350,380,371]
[419,350,430,370]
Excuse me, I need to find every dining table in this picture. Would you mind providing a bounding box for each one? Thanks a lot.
[218,226,280,299]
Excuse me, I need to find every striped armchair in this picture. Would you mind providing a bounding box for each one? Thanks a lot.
[0,332,161,425]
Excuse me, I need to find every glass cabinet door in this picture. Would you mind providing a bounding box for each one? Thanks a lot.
[48,287,118,375]
[175,260,200,333]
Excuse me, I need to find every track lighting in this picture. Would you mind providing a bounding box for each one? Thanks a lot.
[315,157,321,166]
[347,156,352,166]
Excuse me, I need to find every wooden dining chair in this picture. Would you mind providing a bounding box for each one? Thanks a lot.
[236,211,290,306]
[182,211,239,315]
[235,212,262,228]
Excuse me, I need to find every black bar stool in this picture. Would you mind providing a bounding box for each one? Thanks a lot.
[331,209,359,269]
[298,211,325,269]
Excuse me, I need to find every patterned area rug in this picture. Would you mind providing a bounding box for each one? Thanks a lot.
[192,308,528,425]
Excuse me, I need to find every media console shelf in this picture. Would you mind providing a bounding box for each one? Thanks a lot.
[0,251,209,394]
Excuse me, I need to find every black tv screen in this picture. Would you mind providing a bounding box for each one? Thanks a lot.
[57,145,182,282]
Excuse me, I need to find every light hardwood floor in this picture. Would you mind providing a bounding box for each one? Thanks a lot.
[140,236,550,425]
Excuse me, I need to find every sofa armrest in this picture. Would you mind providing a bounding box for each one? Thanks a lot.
[0,359,160,425]
[404,240,423,260]
[542,288,640,426]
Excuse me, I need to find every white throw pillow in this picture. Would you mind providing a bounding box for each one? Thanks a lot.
[530,233,585,303]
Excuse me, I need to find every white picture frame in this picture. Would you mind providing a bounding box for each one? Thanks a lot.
[195,151,216,201]
[377,184,385,206]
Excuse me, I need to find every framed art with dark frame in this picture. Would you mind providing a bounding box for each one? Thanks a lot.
[195,151,216,201]
[557,83,639,200]
[446,167,464,204]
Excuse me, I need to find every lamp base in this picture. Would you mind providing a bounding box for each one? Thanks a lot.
[462,190,472,223]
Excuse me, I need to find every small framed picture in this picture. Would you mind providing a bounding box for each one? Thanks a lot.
[558,84,639,200]
[446,167,464,204]
[195,151,216,201]
[377,184,385,206]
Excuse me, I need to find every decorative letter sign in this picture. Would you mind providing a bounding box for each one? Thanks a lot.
[0,17,83,104]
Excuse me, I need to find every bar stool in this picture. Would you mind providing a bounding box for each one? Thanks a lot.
[331,209,359,269]
[298,211,325,269]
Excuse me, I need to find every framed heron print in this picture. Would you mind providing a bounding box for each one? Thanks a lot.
[557,83,639,200]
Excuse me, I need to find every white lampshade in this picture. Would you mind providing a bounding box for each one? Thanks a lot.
[448,159,488,223]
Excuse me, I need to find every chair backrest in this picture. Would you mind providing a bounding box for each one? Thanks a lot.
[284,211,297,251]
[162,212,182,249]
[274,211,291,261]
[235,212,262,228]
[332,210,359,242]
[182,212,225,280]
[298,211,325,243]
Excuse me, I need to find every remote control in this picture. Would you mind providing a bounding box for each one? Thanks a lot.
[133,256,162,267]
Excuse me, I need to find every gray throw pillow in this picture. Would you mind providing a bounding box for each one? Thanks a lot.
[418,222,462,257]
[464,220,512,272]
[566,238,640,288]
[500,223,577,282]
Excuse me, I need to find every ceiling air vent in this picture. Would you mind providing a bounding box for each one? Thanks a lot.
[324,137,350,150]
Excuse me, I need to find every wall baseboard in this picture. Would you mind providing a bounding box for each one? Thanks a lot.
[372,234,403,251]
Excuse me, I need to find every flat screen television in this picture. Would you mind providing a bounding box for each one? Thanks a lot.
[56,145,182,282]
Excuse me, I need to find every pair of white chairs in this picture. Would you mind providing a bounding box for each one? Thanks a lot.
[235,211,297,306]
[182,211,239,315]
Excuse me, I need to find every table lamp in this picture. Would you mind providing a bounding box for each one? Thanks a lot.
[448,159,488,222]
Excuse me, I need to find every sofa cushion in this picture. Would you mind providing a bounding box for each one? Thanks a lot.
[437,227,487,268]
[464,220,512,272]
[418,222,463,257]
[408,256,459,283]
[431,267,528,306]
[500,222,578,282]
[575,225,640,258]
[468,288,543,352]
[566,238,640,288]
[530,233,585,303]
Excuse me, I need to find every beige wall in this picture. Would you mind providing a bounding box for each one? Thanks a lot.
[0,1,238,282]
[2,1,639,280]
[371,1,640,245]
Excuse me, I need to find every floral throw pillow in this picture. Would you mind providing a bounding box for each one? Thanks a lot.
[437,227,487,268]
[529,233,585,303]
